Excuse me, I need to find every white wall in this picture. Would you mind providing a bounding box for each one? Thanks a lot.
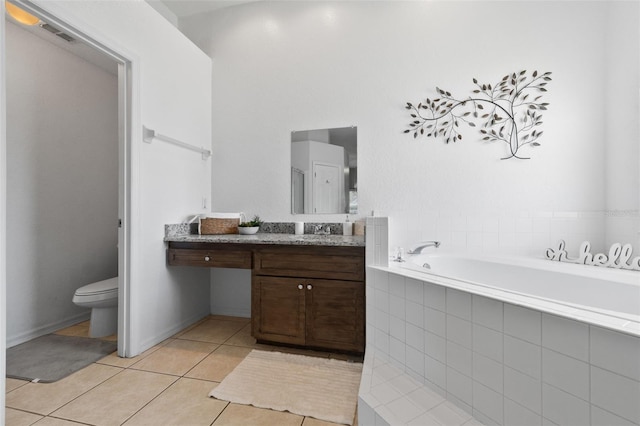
[181,1,639,257]
[604,2,640,248]
[210,268,251,317]
[27,0,213,356]
[5,21,118,346]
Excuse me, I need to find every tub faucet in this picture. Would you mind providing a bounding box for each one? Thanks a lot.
[407,241,441,254]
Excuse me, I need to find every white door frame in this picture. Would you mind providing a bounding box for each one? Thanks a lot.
[1,2,8,421]
[1,1,135,361]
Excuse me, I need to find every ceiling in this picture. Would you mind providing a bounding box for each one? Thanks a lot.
[5,17,119,75]
[156,0,259,19]
[5,1,260,77]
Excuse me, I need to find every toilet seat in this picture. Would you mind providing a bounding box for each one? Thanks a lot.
[73,277,118,305]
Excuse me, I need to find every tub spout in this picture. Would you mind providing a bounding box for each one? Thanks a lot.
[407,241,441,254]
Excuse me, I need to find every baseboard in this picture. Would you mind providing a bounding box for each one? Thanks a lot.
[210,305,251,318]
[7,311,91,348]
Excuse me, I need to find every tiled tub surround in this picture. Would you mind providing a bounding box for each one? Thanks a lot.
[360,217,640,426]
[362,268,640,426]
[381,210,640,258]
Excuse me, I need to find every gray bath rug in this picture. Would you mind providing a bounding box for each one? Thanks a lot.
[6,334,117,383]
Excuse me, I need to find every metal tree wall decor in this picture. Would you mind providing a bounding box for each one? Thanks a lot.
[404,70,552,160]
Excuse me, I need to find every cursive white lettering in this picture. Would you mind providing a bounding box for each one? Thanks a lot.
[545,240,640,271]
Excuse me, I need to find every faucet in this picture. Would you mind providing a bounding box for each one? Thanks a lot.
[407,241,441,254]
[313,224,331,235]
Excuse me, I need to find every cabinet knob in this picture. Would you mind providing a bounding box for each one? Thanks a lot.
[204,256,210,261]
[307,284,312,290]
[298,284,303,290]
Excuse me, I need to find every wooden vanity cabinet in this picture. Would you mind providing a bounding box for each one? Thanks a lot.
[252,246,365,353]
[166,241,366,354]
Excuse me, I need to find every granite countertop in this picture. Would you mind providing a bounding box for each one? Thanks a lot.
[164,233,365,247]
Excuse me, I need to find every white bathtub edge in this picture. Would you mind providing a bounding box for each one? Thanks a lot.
[378,263,640,338]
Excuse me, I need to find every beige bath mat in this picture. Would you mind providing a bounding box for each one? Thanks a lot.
[209,349,362,425]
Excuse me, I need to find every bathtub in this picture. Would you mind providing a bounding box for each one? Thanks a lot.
[397,253,640,336]
[360,219,640,425]
[361,252,640,425]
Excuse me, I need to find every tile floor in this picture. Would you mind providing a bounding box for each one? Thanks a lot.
[5,315,361,426]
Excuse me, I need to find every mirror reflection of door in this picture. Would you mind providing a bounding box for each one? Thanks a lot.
[291,126,357,214]
[312,162,341,213]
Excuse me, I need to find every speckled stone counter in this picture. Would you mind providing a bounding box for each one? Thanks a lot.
[164,233,365,247]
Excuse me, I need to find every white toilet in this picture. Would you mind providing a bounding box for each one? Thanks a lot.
[73,277,118,338]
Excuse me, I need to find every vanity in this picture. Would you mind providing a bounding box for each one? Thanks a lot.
[165,233,365,354]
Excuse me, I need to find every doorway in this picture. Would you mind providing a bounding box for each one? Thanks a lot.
[312,162,342,214]
[2,0,132,358]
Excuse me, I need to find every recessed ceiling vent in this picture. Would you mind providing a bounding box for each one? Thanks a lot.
[39,23,76,43]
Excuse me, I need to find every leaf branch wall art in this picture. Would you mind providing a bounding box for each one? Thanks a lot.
[404,70,552,160]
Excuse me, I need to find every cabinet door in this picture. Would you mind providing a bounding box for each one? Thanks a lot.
[252,276,306,346]
[305,279,365,353]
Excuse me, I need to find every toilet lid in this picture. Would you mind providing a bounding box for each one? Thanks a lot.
[75,277,118,297]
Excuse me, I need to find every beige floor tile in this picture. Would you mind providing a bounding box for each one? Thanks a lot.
[123,378,228,426]
[208,315,250,323]
[6,378,28,393]
[186,345,253,382]
[51,369,177,426]
[129,338,218,376]
[223,323,275,351]
[96,341,167,369]
[96,352,140,369]
[6,314,361,426]
[177,318,247,344]
[302,417,344,426]
[223,323,257,347]
[55,321,116,341]
[101,334,118,342]
[212,403,304,426]
[33,417,89,425]
[5,407,43,426]
[171,315,211,338]
[6,363,122,415]
[54,321,90,338]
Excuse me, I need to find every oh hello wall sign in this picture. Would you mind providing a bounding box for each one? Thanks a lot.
[545,240,640,271]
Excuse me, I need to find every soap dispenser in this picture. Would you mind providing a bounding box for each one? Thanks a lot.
[343,215,353,236]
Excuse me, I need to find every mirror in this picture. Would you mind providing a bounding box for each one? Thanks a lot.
[291,127,357,214]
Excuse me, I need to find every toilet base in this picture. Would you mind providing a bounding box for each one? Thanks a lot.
[89,306,117,338]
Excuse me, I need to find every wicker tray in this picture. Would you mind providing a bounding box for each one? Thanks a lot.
[200,217,239,235]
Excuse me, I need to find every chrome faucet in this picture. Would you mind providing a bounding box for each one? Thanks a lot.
[407,241,441,254]
[313,224,331,235]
